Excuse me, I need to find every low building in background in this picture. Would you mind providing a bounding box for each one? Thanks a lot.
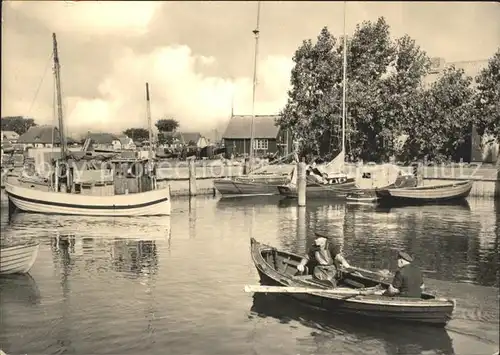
[221,114,292,158]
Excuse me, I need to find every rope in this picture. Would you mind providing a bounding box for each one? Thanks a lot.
[27,52,54,116]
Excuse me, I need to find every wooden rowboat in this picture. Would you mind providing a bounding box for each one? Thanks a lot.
[375,180,473,206]
[249,238,455,326]
[0,242,39,275]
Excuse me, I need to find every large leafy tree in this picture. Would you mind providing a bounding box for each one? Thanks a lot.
[400,67,475,162]
[474,48,500,140]
[277,27,344,161]
[123,128,149,141]
[1,116,37,135]
[155,117,179,133]
[278,17,431,162]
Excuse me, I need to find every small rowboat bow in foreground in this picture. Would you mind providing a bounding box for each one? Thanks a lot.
[0,242,39,275]
[249,238,456,327]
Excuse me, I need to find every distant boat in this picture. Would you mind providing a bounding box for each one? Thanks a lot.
[346,190,379,204]
[345,171,418,203]
[375,180,473,206]
[0,242,39,275]
[277,152,357,199]
[214,172,291,197]
[5,33,171,217]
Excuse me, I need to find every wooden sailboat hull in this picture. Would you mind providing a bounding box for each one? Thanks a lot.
[250,238,455,326]
[375,180,473,206]
[214,176,289,196]
[278,179,357,199]
[0,243,39,275]
[5,182,171,216]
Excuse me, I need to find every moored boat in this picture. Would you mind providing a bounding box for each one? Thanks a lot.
[0,242,39,275]
[278,177,357,198]
[214,173,291,196]
[5,34,171,217]
[375,180,473,206]
[4,181,171,216]
[345,190,379,204]
[249,238,455,326]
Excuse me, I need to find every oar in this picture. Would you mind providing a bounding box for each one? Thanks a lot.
[244,285,382,296]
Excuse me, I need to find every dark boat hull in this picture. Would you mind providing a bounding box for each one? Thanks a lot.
[214,176,290,196]
[278,178,357,199]
[250,238,455,326]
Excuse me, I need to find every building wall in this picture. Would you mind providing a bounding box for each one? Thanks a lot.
[423,57,489,89]
[223,138,278,157]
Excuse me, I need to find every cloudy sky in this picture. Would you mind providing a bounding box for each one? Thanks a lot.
[2,1,499,138]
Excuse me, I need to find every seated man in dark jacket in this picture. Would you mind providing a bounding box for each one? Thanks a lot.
[296,236,350,286]
[383,251,424,298]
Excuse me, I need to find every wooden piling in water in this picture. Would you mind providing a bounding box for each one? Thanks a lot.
[188,158,197,196]
[416,162,424,187]
[297,159,306,207]
[495,159,500,199]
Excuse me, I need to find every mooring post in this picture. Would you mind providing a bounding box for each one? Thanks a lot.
[495,157,500,199]
[415,162,424,187]
[297,158,307,207]
[188,158,197,196]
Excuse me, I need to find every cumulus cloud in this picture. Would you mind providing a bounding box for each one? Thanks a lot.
[53,44,292,135]
[8,1,161,36]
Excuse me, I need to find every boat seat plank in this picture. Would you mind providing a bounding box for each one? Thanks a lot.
[282,258,300,267]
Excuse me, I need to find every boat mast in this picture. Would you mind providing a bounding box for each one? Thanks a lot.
[249,0,261,173]
[341,2,348,155]
[52,33,68,160]
[145,82,154,161]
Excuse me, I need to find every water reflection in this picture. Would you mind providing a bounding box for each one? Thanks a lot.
[250,293,455,355]
[0,274,41,305]
[216,195,283,210]
[51,234,160,278]
[271,198,498,287]
[3,212,171,242]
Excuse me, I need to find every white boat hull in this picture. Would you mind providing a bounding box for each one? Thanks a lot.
[0,243,39,275]
[4,182,171,217]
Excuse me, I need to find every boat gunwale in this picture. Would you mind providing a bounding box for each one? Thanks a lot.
[379,180,472,193]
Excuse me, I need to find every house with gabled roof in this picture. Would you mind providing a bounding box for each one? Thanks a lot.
[221,114,292,157]
[17,125,62,148]
[83,132,122,151]
[158,131,208,149]
[16,125,78,150]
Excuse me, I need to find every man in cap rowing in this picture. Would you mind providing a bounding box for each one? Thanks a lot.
[383,251,424,298]
[296,236,351,287]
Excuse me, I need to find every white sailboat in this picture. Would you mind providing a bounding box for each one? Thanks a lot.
[5,33,171,217]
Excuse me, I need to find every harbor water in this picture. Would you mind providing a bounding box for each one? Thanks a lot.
[0,190,498,355]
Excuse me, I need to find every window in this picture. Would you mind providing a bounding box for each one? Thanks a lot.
[253,139,269,150]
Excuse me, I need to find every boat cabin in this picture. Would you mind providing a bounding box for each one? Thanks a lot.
[53,156,158,196]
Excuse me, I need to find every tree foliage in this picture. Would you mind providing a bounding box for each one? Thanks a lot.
[278,17,497,163]
[1,116,37,135]
[155,118,179,133]
[123,128,149,142]
[277,27,343,161]
[400,67,475,162]
[278,17,433,162]
[474,48,500,140]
